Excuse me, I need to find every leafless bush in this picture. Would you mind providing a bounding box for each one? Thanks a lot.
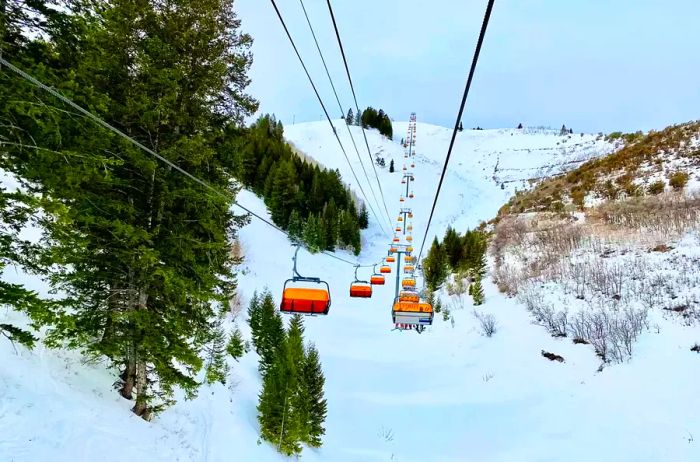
[473,310,497,337]
[565,301,648,363]
[493,263,521,296]
[596,193,700,238]
[491,217,530,258]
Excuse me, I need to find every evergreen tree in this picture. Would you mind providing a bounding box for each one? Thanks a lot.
[517,123,523,129]
[442,226,462,270]
[322,199,338,251]
[204,317,230,385]
[248,292,263,351]
[423,237,448,291]
[287,209,303,243]
[300,343,327,447]
[345,108,354,125]
[2,0,257,418]
[227,327,245,361]
[257,340,302,456]
[358,203,369,229]
[458,121,464,132]
[258,291,285,376]
[269,160,298,227]
[258,314,307,456]
[354,110,361,125]
[302,214,321,252]
[471,275,485,305]
[389,160,395,173]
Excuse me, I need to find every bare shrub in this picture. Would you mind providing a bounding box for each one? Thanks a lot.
[473,310,497,337]
[566,302,648,363]
[493,263,521,296]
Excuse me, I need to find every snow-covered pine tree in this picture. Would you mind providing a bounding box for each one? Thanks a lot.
[346,108,354,125]
[389,159,395,173]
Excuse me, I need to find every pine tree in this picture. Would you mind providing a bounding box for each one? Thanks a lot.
[204,317,230,385]
[227,327,245,361]
[389,160,395,173]
[517,123,523,129]
[2,0,258,418]
[358,203,369,229]
[471,276,485,305]
[458,121,464,132]
[248,292,263,351]
[354,110,361,125]
[300,343,327,447]
[302,214,323,253]
[345,108,354,125]
[258,291,285,376]
[257,340,302,456]
[423,237,448,291]
[286,209,303,243]
[258,314,307,456]
[322,199,338,251]
[269,160,298,227]
[442,226,462,270]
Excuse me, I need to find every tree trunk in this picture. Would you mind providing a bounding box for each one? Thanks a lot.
[132,358,150,419]
[131,289,151,420]
[119,354,136,399]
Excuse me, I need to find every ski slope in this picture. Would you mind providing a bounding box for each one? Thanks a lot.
[2,121,699,462]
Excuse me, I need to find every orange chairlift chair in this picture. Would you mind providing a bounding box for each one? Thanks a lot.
[404,265,415,273]
[280,245,331,315]
[392,296,433,333]
[349,265,372,298]
[380,262,392,274]
[401,277,417,289]
[399,291,420,303]
[386,255,396,263]
[370,265,386,285]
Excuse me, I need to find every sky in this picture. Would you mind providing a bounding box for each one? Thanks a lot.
[236,0,700,133]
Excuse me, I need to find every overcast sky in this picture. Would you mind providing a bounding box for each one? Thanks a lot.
[236,0,700,133]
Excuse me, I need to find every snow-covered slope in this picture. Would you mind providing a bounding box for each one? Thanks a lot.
[3,121,699,462]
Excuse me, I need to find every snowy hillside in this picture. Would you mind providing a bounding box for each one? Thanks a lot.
[285,120,615,243]
[3,120,700,462]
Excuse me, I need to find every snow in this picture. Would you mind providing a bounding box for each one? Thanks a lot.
[2,121,699,461]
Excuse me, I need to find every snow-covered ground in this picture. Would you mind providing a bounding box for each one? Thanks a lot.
[2,121,699,462]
